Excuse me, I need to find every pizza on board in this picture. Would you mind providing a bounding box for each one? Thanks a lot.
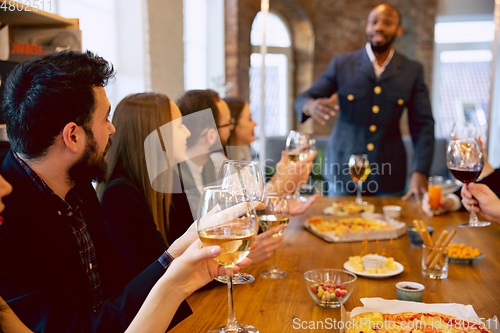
[306,217,394,237]
[346,312,492,333]
[332,201,375,215]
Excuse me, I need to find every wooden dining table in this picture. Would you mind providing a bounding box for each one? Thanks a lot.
[170,196,500,333]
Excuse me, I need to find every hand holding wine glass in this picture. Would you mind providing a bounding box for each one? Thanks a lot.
[461,183,500,224]
[285,131,315,201]
[446,138,490,227]
[215,160,264,285]
[197,185,259,333]
[348,154,370,205]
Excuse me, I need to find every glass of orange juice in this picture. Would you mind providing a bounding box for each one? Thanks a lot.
[428,176,443,213]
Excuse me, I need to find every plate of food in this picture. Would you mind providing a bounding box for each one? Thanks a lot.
[343,255,404,278]
[305,216,406,242]
[346,310,493,333]
[323,200,375,215]
[447,243,484,263]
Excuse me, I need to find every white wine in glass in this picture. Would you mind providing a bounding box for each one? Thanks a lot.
[348,154,370,205]
[197,185,259,333]
[215,160,264,285]
[259,192,290,279]
[285,130,315,201]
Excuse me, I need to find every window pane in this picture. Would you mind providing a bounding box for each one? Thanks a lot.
[435,21,494,44]
[251,12,291,47]
[438,60,490,138]
[249,53,288,137]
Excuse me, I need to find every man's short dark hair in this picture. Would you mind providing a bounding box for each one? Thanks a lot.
[176,89,221,148]
[378,3,402,26]
[2,50,115,159]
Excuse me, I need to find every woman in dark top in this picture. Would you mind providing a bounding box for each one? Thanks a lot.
[97,93,193,293]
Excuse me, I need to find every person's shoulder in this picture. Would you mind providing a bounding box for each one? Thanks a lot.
[394,51,424,69]
[210,151,227,163]
[102,175,143,201]
[332,48,365,63]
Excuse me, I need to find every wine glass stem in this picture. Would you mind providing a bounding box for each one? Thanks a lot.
[356,181,362,205]
[271,250,278,272]
[469,206,480,226]
[225,266,238,329]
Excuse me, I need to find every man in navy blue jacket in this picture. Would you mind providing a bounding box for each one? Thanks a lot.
[0,51,193,332]
[295,4,435,200]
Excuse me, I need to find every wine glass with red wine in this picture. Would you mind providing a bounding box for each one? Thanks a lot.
[446,138,490,227]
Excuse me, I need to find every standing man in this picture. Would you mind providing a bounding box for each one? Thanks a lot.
[295,4,434,201]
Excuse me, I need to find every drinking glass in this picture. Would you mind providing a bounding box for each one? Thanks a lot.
[198,185,259,333]
[428,176,443,214]
[422,244,449,279]
[446,138,490,227]
[285,130,315,202]
[450,121,476,140]
[215,160,264,285]
[259,193,290,279]
[348,154,370,205]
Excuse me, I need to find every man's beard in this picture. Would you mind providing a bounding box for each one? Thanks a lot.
[68,136,111,185]
[369,34,396,54]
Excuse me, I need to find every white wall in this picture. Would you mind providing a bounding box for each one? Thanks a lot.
[148,0,185,100]
[438,0,494,16]
[183,0,225,97]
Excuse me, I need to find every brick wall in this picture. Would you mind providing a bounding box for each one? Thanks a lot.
[225,0,438,135]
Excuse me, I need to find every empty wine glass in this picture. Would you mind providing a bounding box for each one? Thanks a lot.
[259,192,290,279]
[197,185,259,333]
[446,138,490,227]
[348,154,370,205]
[215,160,264,285]
[285,130,315,202]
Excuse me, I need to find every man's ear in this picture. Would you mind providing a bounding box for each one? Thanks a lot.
[205,128,217,145]
[61,122,82,153]
[396,25,403,37]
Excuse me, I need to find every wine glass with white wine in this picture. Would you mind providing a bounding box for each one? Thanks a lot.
[197,185,259,333]
[259,192,290,279]
[348,154,370,205]
[285,130,315,202]
[215,160,264,285]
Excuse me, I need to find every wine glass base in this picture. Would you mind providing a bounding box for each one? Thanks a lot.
[208,324,259,333]
[260,269,288,279]
[458,221,491,228]
[215,273,255,285]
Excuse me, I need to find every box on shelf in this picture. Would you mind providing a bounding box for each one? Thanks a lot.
[8,27,81,62]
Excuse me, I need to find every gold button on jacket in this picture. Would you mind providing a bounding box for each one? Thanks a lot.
[347,94,354,101]
[367,143,374,151]
[372,105,380,114]
[398,99,404,105]
[369,125,377,132]
[374,86,382,94]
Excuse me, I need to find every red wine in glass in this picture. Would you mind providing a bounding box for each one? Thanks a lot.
[448,167,482,184]
[446,138,490,228]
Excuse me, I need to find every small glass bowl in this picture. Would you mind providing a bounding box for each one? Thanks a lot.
[383,205,402,220]
[304,269,356,308]
[407,226,434,247]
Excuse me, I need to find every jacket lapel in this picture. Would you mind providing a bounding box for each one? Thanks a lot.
[356,50,376,82]
[378,52,403,83]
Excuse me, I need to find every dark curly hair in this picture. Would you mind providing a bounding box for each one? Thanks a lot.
[2,50,115,159]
